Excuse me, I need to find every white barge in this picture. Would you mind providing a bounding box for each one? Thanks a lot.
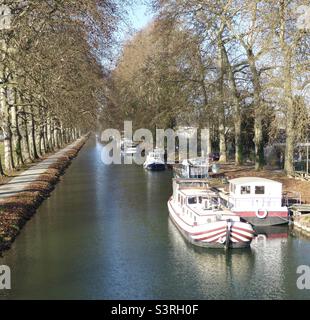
[222,177,289,226]
[168,179,255,249]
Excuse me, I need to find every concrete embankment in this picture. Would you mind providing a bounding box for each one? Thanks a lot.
[0,135,89,255]
[293,214,310,235]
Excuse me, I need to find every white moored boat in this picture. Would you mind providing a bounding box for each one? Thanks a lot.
[121,138,139,155]
[168,179,255,249]
[143,148,166,171]
[219,177,290,226]
[179,157,209,178]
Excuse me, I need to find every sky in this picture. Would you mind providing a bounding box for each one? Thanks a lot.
[128,2,154,32]
[103,2,154,68]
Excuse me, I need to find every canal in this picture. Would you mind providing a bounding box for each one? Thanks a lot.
[1,138,310,299]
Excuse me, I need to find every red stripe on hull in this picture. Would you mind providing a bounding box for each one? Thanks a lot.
[231,236,250,243]
[231,230,254,241]
[194,230,226,241]
[231,225,256,234]
[190,226,227,236]
[233,211,288,217]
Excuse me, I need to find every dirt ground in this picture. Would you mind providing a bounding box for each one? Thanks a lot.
[210,162,310,204]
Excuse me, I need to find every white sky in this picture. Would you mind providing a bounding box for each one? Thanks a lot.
[129,2,154,31]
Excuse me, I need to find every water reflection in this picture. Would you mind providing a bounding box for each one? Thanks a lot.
[167,219,256,299]
[167,219,304,299]
[0,138,310,300]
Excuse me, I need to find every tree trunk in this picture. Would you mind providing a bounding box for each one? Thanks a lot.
[70,128,75,141]
[46,115,53,152]
[51,120,55,149]
[248,50,265,170]
[59,123,64,147]
[62,128,66,144]
[67,129,72,143]
[30,107,39,159]
[39,124,45,156]
[218,37,227,162]
[234,114,242,165]
[53,120,60,149]
[283,56,294,175]
[218,115,227,162]
[11,103,24,166]
[207,118,212,155]
[221,42,243,165]
[2,101,15,171]
[0,63,14,171]
[43,122,49,153]
[279,1,295,176]
[0,156,4,176]
[3,126,15,172]
[19,105,32,163]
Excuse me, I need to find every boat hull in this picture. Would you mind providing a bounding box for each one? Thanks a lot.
[144,163,166,171]
[168,200,254,249]
[233,211,289,226]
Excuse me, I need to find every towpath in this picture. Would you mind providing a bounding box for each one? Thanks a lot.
[0,138,84,199]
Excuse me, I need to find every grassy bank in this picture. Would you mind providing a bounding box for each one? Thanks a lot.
[0,137,88,255]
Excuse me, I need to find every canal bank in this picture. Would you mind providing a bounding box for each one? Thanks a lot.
[0,137,310,299]
[293,214,310,234]
[0,135,89,254]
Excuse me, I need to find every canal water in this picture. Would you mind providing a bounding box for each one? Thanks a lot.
[1,138,310,300]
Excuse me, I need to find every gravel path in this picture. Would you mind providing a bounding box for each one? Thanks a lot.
[0,138,84,199]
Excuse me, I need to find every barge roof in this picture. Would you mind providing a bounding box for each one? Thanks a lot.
[229,177,282,185]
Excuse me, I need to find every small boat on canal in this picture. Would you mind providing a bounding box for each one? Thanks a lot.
[168,179,255,249]
[143,148,166,171]
[218,177,289,226]
[121,138,140,155]
[174,157,210,178]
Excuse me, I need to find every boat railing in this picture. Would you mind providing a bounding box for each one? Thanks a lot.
[282,191,302,206]
[225,196,286,209]
[175,178,209,185]
[179,186,210,191]
[184,200,223,218]
[182,203,234,226]
[173,162,210,179]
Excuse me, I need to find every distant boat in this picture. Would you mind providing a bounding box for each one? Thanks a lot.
[168,179,255,249]
[143,148,166,171]
[174,157,210,178]
[121,138,139,155]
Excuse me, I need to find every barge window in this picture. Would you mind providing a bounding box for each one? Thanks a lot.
[255,186,265,194]
[241,186,251,194]
[188,197,197,204]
